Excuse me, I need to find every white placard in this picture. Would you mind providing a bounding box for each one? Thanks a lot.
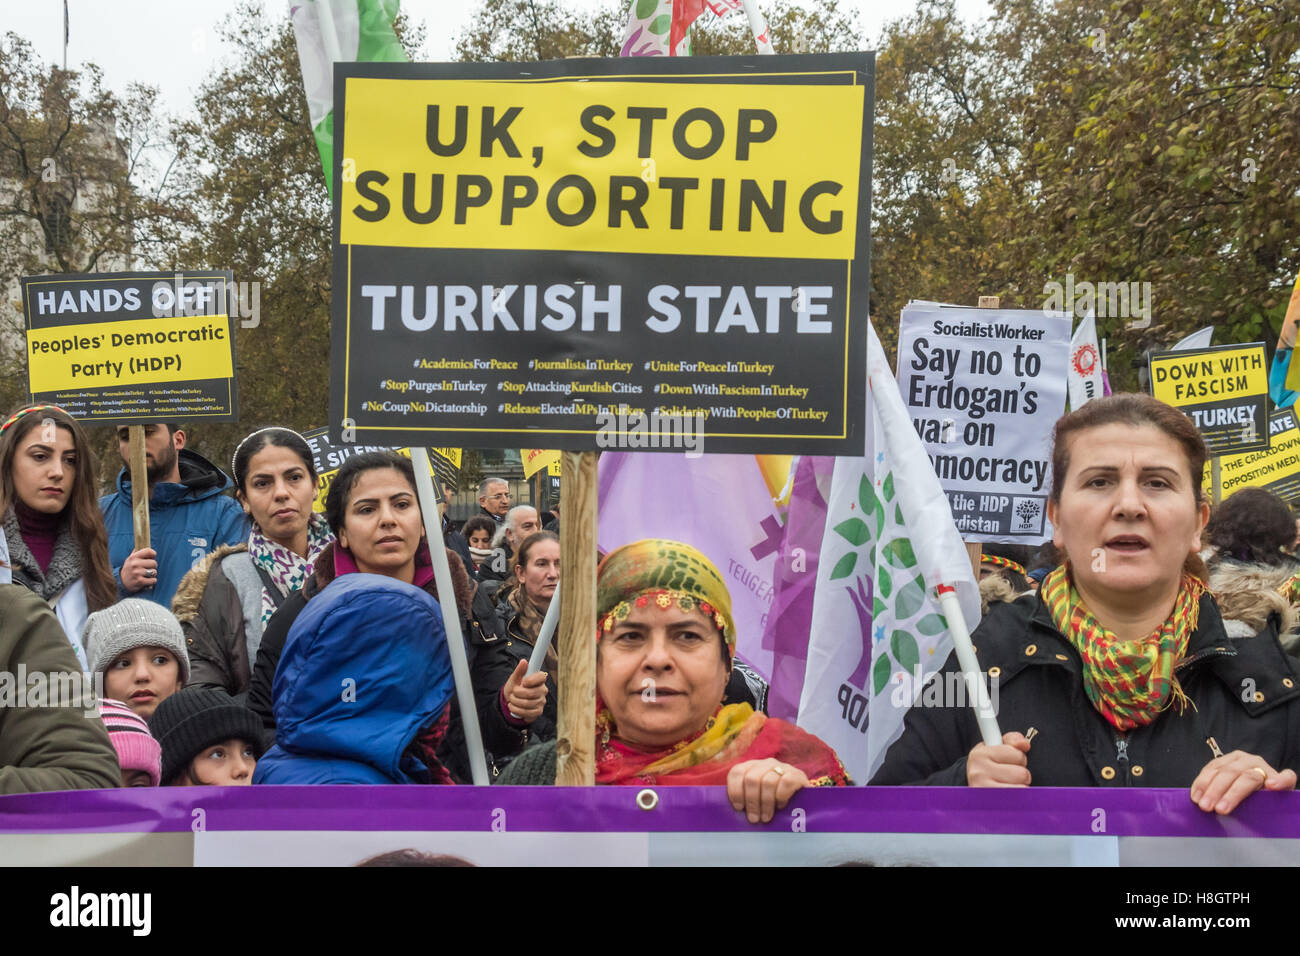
[896,302,1070,543]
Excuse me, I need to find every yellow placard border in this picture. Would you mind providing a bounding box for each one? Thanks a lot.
[337,65,868,445]
[24,273,237,421]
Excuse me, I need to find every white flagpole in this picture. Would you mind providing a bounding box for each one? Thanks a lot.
[936,584,1002,746]
[411,447,489,785]
[739,0,775,54]
[527,581,560,676]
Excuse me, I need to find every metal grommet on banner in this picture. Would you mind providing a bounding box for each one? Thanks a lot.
[636,789,659,811]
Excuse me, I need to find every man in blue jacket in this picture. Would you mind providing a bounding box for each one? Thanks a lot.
[99,423,247,608]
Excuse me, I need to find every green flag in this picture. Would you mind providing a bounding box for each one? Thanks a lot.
[289,0,407,198]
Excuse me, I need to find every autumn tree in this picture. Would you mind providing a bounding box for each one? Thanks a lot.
[0,33,187,414]
[158,1,427,462]
[456,0,625,60]
[997,0,1300,386]
[851,0,1299,384]
[457,0,862,61]
[869,0,1026,360]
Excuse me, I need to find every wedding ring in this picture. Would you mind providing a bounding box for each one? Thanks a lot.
[1251,767,1269,785]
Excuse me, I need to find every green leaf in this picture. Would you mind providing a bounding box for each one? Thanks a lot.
[635,0,659,18]
[883,473,895,501]
[858,474,877,514]
[885,537,918,569]
[916,613,948,636]
[891,631,920,673]
[894,502,905,525]
[877,564,892,597]
[873,654,891,695]
[833,517,870,546]
[829,551,857,580]
[874,596,886,619]
[896,574,925,618]
[647,14,670,33]
[859,474,884,536]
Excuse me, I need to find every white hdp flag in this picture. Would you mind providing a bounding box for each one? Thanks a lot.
[796,321,981,783]
[1172,326,1215,350]
[1068,311,1105,410]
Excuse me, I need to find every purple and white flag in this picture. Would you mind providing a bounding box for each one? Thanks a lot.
[795,321,981,782]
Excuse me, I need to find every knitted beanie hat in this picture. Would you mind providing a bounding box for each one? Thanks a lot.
[83,599,190,683]
[148,688,265,785]
[99,698,162,787]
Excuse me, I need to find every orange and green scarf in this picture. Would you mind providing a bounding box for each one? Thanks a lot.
[982,554,1028,578]
[1042,566,1203,731]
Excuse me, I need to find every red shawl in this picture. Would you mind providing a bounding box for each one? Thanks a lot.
[594,703,850,787]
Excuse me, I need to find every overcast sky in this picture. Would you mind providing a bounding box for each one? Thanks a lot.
[3,0,991,115]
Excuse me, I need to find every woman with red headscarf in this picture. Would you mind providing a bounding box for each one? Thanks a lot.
[498,539,847,822]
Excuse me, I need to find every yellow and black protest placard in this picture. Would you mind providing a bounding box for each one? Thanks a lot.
[302,428,455,513]
[1149,343,1268,455]
[1205,407,1300,504]
[521,448,560,480]
[329,54,873,456]
[339,77,862,261]
[22,271,237,425]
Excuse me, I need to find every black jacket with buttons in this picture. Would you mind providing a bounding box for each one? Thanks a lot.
[870,590,1300,788]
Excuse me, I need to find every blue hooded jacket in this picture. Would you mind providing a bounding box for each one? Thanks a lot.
[99,448,248,607]
[253,573,456,785]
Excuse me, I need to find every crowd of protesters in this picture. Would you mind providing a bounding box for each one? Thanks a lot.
[3,394,1300,821]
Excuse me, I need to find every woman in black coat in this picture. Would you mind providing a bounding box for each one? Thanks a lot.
[247,451,535,780]
[872,394,1300,815]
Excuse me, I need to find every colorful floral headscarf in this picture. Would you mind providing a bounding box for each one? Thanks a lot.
[596,539,735,648]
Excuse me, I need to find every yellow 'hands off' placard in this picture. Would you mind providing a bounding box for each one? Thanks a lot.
[21,270,238,425]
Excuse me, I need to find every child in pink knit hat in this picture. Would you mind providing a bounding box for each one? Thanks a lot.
[98,698,161,787]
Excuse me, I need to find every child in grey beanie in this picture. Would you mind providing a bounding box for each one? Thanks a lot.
[84,599,190,719]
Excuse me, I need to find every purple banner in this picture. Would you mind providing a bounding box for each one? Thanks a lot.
[1,786,1298,839]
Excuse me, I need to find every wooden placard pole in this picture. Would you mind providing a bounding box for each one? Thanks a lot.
[555,450,598,786]
[961,296,1003,580]
[128,425,151,551]
[1211,457,1222,505]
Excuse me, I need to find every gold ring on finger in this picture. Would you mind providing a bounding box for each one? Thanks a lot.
[766,766,786,778]
[1251,767,1269,785]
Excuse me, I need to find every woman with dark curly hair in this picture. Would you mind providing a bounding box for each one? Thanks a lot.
[1205,488,1300,647]
[1207,487,1299,567]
